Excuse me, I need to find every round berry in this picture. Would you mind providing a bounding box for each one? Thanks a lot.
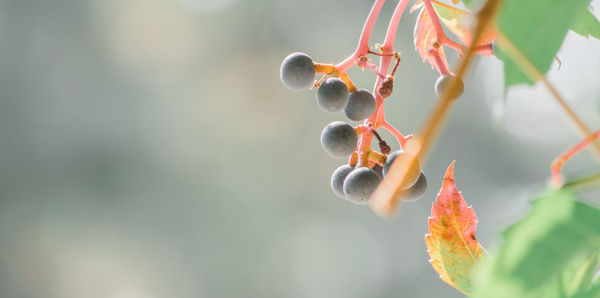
[330,165,354,199]
[317,77,349,112]
[383,150,421,190]
[344,89,376,121]
[280,52,316,91]
[320,121,358,159]
[343,167,381,204]
[372,164,384,179]
[403,172,427,202]
[434,74,464,100]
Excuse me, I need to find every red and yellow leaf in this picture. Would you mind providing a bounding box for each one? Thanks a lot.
[413,6,449,72]
[425,161,485,295]
[432,0,495,53]
[410,0,424,13]
[413,0,495,57]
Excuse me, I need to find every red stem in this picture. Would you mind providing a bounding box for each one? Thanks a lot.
[430,49,450,75]
[442,38,466,52]
[353,0,412,165]
[423,0,446,44]
[551,129,600,187]
[366,0,411,138]
[381,120,409,147]
[335,0,386,73]
[474,43,494,56]
[442,34,494,56]
[360,61,387,79]
[357,127,375,166]
[425,0,494,57]
[337,0,433,163]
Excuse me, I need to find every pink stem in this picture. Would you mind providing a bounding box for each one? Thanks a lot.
[381,121,409,147]
[335,0,387,73]
[551,129,600,187]
[442,38,466,52]
[364,0,411,145]
[423,0,446,44]
[443,39,493,56]
[357,128,375,166]
[360,61,387,79]
[474,43,494,56]
[375,102,386,126]
[372,0,411,104]
[424,0,493,57]
[384,0,412,48]
[430,49,449,75]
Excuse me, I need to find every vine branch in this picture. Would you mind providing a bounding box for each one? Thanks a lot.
[335,0,386,73]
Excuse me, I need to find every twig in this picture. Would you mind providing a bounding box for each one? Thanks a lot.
[335,0,387,73]
[551,129,600,187]
[430,48,450,75]
[563,170,600,192]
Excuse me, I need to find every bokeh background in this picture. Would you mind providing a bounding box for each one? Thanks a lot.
[1,0,600,297]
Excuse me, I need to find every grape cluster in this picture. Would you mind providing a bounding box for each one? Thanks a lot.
[329,151,427,205]
[280,52,429,205]
[281,53,376,122]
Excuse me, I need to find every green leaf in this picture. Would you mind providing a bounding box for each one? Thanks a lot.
[572,281,600,298]
[472,188,600,298]
[561,250,600,297]
[571,7,600,39]
[494,0,593,87]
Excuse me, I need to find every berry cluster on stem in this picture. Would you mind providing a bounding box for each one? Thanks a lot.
[280,0,493,205]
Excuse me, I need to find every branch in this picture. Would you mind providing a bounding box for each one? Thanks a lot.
[563,170,600,191]
[430,48,450,75]
[335,0,387,72]
[367,0,412,137]
[381,120,410,147]
[551,129,600,187]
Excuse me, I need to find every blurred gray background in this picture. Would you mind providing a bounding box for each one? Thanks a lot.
[1,0,600,297]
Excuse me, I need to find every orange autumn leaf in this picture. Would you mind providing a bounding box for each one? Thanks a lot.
[412,0,495,57]
[425,161,485,295]
[410,0,424,12]
[413,5,449,72]
[431,0,495,54]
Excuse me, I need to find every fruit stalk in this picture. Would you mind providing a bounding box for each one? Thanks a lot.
[365,0,412,144]
[551,129,600,187]
[335,0,387,73]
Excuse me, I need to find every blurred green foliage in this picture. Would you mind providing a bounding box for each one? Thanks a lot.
[473,189,600,297]
[572,9,600,40]
[494,0,594,87]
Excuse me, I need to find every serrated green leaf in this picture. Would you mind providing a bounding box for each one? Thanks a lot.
[472,188,600,298]
[571,7,600,39]
[494,0,593,87]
